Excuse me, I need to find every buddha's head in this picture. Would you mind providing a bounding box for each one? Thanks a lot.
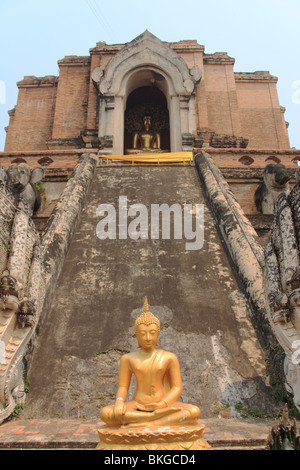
[135,297,160,350]
[143,115,152,132]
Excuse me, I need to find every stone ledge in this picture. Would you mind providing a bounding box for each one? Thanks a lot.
[0,417,280,449]
[235,71,278,82]
[203,52,235,65]
[17,76,58,88]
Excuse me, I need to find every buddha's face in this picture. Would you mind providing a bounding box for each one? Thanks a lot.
[136,323,159,351]
[143,116,151,131]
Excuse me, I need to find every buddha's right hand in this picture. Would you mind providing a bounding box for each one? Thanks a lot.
[113,400,126,420]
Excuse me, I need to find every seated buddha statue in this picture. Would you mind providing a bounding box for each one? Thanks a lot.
[126,115,164,155]
[100,298,201,428]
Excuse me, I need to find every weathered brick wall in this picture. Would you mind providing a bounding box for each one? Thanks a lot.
[235,76,290,149]
[3,38,292,152]
[4,77,57,151]
[51,57,90,140]
[179,48,290,150]
[201,61,241,137]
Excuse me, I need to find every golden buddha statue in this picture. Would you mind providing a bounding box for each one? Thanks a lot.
[125,115,164,155]
[99,298,201,428]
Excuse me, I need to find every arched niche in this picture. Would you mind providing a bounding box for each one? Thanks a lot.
[92,31,201,155]
[124,85,170,153]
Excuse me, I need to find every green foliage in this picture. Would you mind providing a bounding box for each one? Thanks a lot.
[34,181,45,192]
[11,404,23,418]
[234,403,266,419]
[24,375,30,394]
[265,355,300,420]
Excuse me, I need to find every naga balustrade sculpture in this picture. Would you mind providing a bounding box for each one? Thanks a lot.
[264,170,300,411]
[0,163,45,422]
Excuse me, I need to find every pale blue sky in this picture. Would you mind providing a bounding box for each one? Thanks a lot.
[0,0,299,151]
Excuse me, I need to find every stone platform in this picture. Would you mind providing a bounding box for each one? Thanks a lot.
[0,417,277,450]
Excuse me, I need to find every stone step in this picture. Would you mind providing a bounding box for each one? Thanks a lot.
[211,442,267,450]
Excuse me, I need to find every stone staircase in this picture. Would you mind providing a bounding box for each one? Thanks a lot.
[19,164,283,424]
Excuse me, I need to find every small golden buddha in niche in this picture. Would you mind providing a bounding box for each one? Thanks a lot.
[100,298,201,427]
[126,115,164,154]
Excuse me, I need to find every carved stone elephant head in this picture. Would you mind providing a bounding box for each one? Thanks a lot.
[6,163,45,215]
[254,163,291,214]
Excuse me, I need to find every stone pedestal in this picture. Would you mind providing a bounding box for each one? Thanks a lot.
[97,421,211,451]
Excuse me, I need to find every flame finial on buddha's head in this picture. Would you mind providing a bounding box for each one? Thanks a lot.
[134,297,160,334]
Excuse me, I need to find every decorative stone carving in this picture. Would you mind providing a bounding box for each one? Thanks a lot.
[190,65,202,82]
[183,78,195,93]
[182,133,204,149]
[91,66,103,85]
[0,163,45,422]
[93,31,201,96]
[210,133,249,149]
[0,270,20,312]
[194,131,249,149]
[80,129,100,149]
[99,135,113,149]
[18,298,36,328]
[93,31,201,155]
[5,163,45,217]
[255,163,291,214]
[267,403,300,450]
[264,174,300,410]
